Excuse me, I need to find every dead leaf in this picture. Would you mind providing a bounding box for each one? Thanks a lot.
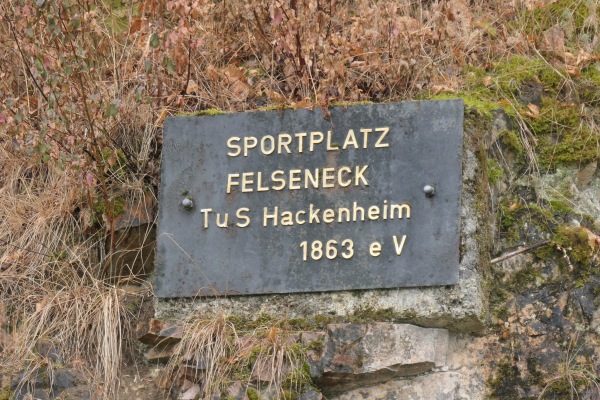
[576,49,597,67]
[273,7,284,26]
[483,76,492,87]
[527,103,539,116]
[581,227,600,249]
[224,65,246,83]
[129,18,147,34]
[186,79,200,95]
[264,89,285,103]
[267,326,277,342]
[566,67,582,78]
[524,103,540,118]
[430,85,456,95]
[85,171,96,187]
[542,24,565,59]
[155,107,168,126]
[293,100,312,109]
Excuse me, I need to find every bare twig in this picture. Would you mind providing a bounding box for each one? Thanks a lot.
[491,240,551,264]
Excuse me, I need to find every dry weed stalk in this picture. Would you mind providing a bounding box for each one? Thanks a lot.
[166,316,240,396]
[1,0,599,398]
[538,333,600,399]
[166,316,309,398]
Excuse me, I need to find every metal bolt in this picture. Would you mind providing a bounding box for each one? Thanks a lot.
[182,198,194,209]
[423,185,435,197]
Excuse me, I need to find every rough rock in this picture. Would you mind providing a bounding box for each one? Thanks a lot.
[137,318,182,345]
[300,387,325,400]
[51,370,77,390]
[330,371,480,400]
[316,323,448,394]
[145,343,177,363]
[224,381,249,400]
[179,384,201,400]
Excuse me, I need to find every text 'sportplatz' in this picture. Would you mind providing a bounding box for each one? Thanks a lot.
[156,100,464,298]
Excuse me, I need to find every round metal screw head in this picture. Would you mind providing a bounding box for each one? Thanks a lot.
[423,185,435,197]
[182,198,194,209]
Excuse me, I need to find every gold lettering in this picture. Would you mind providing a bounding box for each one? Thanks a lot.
[309,131,324,152]
[368,205,380,220]
[393,235,407,255]
[383,199,388,220]
[226,173,240,194]
[244,137,258,156]
[338,207,350,222]
[322,167,335,188]
[216,213,229,228]
[343,129,359,149]
[261,135,275,155]
[281,211,294,226]
[322,209,335,223]
[296,210,306,225]
[278,134,292,154]
[369,242,382,257]
[308,203,320,223]
[289,169,302,190]
[360,128,372,148]
[326,130,339,151]
[236,208,250,228]
[352,201,365,221]
[227,137,242,157]
[375,127,390,148]
[354,165,369,186]
[256,172,269,192]
[263,207,278,226]
[271,170,285,191]
[390,203,411,219]
[241,172,254,192]
[305,169,319,189]
[200,208,212,229]
[295,132,307,153]
[338,166,352,187]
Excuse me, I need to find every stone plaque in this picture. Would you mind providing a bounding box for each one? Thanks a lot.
[156,100,463,298]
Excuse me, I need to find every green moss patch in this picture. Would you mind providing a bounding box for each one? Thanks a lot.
[488,359,527,399]
[177,108,227,116]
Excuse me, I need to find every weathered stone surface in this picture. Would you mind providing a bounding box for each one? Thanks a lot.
[331,332,486,399]
[533,166,600,222]
[145,343,177,363]
[224,381,249,400]
[179,384,201,400]
[330,371,479,400]
[36,338,62,364]
[137,318,182,345]
[300,387,325,400]
[52,370,77,390]
[315,323,448,394]
[108,194,156,280]
[155,368,177,390]
[10,368,79,400]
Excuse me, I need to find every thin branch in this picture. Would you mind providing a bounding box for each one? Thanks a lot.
[7,18,49,103]
[491,240,551,264]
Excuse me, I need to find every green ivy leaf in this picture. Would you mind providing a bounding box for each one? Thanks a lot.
[104,101,119,118]
[149,33,160,48]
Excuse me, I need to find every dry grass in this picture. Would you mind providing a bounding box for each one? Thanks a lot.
[1,0,599,398]
[538,334,600,400]
[165,315,310,398]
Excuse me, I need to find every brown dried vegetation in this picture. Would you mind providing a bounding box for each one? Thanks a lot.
[1,0,600,398]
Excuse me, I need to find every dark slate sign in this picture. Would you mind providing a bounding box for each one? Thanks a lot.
[156,100,464,298]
